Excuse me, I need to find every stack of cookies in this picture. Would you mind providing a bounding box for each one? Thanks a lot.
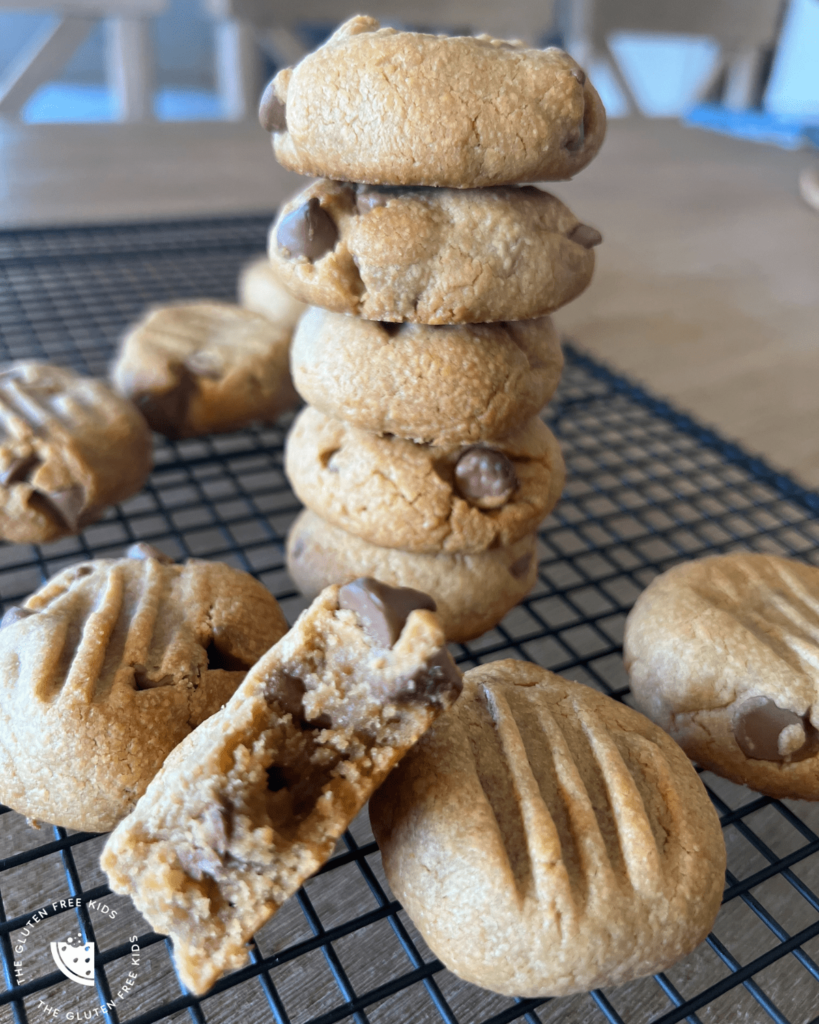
[259,15,607,642]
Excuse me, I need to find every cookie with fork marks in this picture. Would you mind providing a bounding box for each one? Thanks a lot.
[101,578,462,994]
[0,544,287,832]
[0,361,152,544]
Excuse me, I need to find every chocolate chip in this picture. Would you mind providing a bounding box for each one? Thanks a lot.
[454,448,518,507]
[28,486,87,532]
[565,118,585,153]
[356,189,389,213]
[0,606,36,629]
[267,670,306,719]
[338,577,436,647]
[136,366,196,438]
[391,648,463,704]
[277,198,338,262]
[733,697,812,761]
[509,553,533,580]
[0,453,41,486]
[571,67,586,86]
[176,846,222,882]
[568,224,603,249]
[126,542,173,563]
[258,79,286,132]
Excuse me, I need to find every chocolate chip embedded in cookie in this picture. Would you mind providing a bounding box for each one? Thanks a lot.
[100,581,462,995]
[111,301,298,439]
[291,310,564,446]
[285,408,564,555]
[0,554,287,832]
[0,362,152,544]
[287,509,539,643]
[267,16,606,187]
[624,553,819,800]
[268,180,600,323]
[370,661,726,997]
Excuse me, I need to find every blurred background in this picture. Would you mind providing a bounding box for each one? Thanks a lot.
[1,0,818,489]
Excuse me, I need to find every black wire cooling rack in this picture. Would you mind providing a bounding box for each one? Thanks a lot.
[1,215,819,1024]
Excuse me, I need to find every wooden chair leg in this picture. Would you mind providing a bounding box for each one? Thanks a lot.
[107,17,155,122]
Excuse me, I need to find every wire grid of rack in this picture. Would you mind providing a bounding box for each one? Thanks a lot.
[1,216,819,1024]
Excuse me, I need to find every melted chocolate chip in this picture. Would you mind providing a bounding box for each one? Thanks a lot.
[571,67,586,86]
[391,648,463,704]
[568,223,603,249]
[733,697,811,761]
[454,448,518,507]
[0,606,36,629]
[338,577,436,647]
[277,198,338,261]
[258,79,287,132]
[136,366,196,438]
[356,189,389,213]
[509,553,533,580]
[28,486,87,532]
[126,541,173,563]
[0,453,41,487]
[564,118,585,153]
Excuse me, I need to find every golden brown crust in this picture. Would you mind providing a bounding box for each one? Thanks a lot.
[286,408,564,554]
[0,554,288,832]
[290,310,563,445]
[0,362,152,543]
[269,180,597,323]
[286,510,538,643]
[270,16,605,187]
[370,661,726,997]
[624,552,819,800]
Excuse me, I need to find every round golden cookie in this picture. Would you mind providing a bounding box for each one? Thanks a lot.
[263,16,606,187]
[238,256,307,330]
[0,361,152,545]
[286,510,537,643]
[111,301,298,439]
[370,661,726,997]
[0,546,288,832]
[624,552,819,800]
[285,408,564,555]
[269,180,600,324]
[290,310,563,446]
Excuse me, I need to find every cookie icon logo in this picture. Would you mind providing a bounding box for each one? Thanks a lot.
[49,933,95,986]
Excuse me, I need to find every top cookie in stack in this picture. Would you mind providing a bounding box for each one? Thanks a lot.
[260,16,605,642]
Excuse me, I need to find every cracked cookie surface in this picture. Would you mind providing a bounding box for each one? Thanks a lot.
[0,547,287,832]
[286,408,564,555]
[101,580,462,994]
[0,361,152,544]
[265,16,605,187]
[370,661,725,997]
[287,510,538,642]
[112,301,298,439]
[291,310,563,446]
[269,180,600,324]
[625,553,819,800]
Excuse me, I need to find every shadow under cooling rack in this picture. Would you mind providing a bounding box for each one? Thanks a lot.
[1,216,819,1024]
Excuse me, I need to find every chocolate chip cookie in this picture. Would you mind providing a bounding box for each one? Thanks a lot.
[111,301,298,439]
[238,255,307,330]
[0,546,288,832]
[262,16,605,187]
[101,579,462,994]
[370,661,726,997]
[290,310,563,446]
[287,510,538,643]
[269,179,600,323]
[625,552,819,800]
[286,407,564,555]
[0,361,152,544]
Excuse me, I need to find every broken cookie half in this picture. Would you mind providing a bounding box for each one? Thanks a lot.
[100,577,462,994]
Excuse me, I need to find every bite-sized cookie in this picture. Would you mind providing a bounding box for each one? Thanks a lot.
[101,579,462,994]
[269,180,600,324]
[262,16,605,187]
[370,661,726,997]
[287,510,538,643]
[111,301,298,439]
[291,309,563,446]
[0,545,288,833]
[624,553,819,801]
[286,408,564,555]
[0,361,152,544]
[238,256,307,330]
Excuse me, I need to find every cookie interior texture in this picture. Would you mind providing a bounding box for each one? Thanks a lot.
[0,553,287,832]
[624,552,819,800]
[370,661,726,997]
[101,582,462,994]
